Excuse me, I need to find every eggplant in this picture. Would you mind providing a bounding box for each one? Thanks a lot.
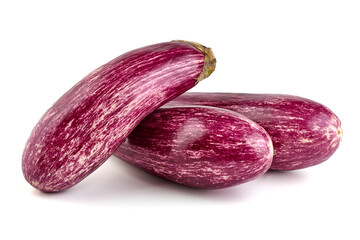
[165,93,342,170]
[22,41,216,192]
[114,106,273,189]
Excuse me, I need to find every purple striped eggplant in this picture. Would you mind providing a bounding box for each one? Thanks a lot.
[164,93,342,170]
[114,106,273,189]
[22,41,216,192]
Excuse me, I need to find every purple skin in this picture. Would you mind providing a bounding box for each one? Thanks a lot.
[22,41,216,192]
[165,93,342,170]
[114,106,273,189]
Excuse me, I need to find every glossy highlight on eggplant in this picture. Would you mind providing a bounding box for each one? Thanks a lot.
[166,93,342,170]
[22,41,216,192]
[114,106,273,189]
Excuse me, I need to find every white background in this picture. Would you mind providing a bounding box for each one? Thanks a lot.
[1,0,359,239]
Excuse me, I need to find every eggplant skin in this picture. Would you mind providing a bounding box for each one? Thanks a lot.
[114,106,273,189]
[167,93,342,171]
[22,41,215,192]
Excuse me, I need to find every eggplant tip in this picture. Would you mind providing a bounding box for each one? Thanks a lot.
[172,40,216,83]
